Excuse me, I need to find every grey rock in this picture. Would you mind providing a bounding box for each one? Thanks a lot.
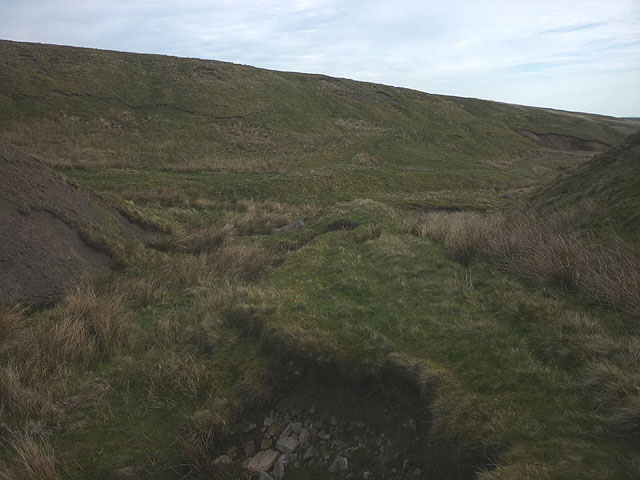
[291,422,303,434]
[363,472,372,479]
[298,428,311,446]
[280,422,293,439]
[328,455,349,473]
[258,473,274,480]
[275,436,299,454]
[303,445,316,460]
[309,405,317,415]
[264,417,274,427]
[273,454,287,479]
[414,468,423,476]
[246,450,280,473]
[213,455,232,465]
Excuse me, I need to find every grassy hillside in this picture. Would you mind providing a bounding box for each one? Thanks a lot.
[1,40,640,480]
[532,131,640,242]
[0,40,637,211]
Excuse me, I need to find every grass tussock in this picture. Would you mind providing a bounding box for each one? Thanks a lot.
[177,222,237,254]
[115,274,169,306]
[145,350,216,403]
[351,223,383,243]
[163,243,273,288]
[227,199,318,235]
[0,365,44,421]
[405,206,640,317]
[62,284,130,355]
[0,430,61,480]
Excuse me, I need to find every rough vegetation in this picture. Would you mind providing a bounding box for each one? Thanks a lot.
[1,40,639,480]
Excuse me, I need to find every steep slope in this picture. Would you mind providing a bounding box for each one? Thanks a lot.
[0,140,149,307]
[0,40,637,208]
[532,131,640,242]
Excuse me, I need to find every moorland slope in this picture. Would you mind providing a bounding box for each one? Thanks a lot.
[1,40,639,480]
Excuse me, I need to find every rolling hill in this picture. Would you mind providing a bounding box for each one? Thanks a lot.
[1,40,639,480]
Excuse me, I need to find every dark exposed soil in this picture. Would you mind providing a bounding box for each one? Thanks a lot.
[212,359,435,480]
[0,140,148,307]
[520,130,609,151]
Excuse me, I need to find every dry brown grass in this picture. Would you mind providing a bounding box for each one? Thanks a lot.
[162,242,273,288]
[63,285,130,354]
[0,431,61,480]
[0,365,42,422]
[226,199,318,235]
[405,207,640,316]
[1,288,130,379]
[405,211,502,266]
[115,274,169,306]
[178,223,237,253]
[351,223,383,243]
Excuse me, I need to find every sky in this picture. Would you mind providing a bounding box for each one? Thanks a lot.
[1,0,639,117]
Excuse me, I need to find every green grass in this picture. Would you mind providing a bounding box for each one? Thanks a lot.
[532,132,640,242]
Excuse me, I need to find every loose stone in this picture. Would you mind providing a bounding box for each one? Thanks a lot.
[246,450,280,473]
[213,455,232,465]
[275,436,299,454]
[298,428,311,446]
[273,454,287,479]
[303,445,316,460]
[328,455,349,473]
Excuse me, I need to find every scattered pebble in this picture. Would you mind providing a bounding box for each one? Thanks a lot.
[328,455,349,473]
[275,436,299,454]
[224,401,423,478]
[213,455,232,465]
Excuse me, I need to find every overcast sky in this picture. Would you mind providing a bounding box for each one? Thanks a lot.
[1,0,639,117]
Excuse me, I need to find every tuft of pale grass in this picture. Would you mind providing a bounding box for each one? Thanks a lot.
[46,316,97,365]
[179,223,237,253]
[405,211,501,266]
[115,274,169,306]
[227,199,318,235]
[0,365,39,421]
[0,431,61,480]
[63,285,130,355]
[351,223,383,243]
[406,207,640,316]
[210,243,273,279]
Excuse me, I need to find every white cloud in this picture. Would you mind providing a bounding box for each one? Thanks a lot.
[0,0,638,116]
